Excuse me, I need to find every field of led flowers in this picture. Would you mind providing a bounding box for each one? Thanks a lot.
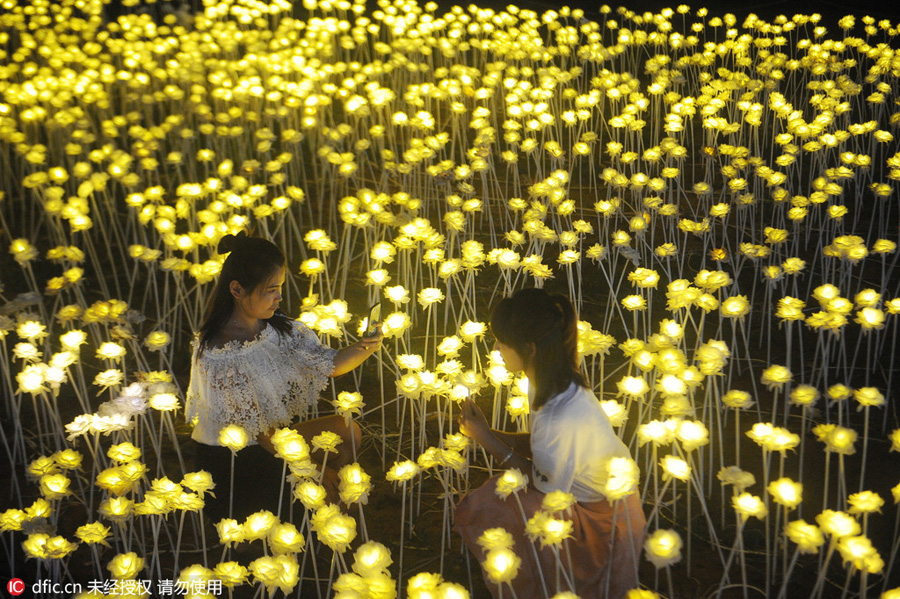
[2,0,900,597]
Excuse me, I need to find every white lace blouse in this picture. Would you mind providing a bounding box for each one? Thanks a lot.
[185,321,338,446]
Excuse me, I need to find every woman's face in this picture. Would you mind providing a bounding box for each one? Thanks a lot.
[235,266,285,321]
[493,338,527,374]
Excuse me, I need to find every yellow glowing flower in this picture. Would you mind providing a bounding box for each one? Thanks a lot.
[660,455,691,482]
[720,296,750,319]
[525,511,573,548]
[838,536,881,572]
[790,385,819,408]
[761,365,792,390]
[483,547,521,584]
[733,493,767,521]
[181,471,215,498]
[352,541,393,576]
[644,529,683,568]
[676,420,710,452]
[813,424,845,454]
[39,474,71,501]
[622,295,647,311]
[98,497,133,523]
[597,456,640,500]
[769,478,803,510]
[249,554,300,595]
[75,522,111,546]
[268,522,305,554]
[495,469,528,498]
[338,463,372,505]
[216,519,244,546]
[313,507,357,553]
[213,561,249,588]
[458,321,487,343]
[890,429,900,453]
[853,387,885,408]
[816,510,860,538]
[848,491,884,515]
[785,520,825,554]
[108,551,145,579]
[243,510,279,542]
[218,425,249,453]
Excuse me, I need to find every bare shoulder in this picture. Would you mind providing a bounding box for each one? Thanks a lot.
[204,324,245,350]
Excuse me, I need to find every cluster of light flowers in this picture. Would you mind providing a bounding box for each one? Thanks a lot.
[2,0,900,596]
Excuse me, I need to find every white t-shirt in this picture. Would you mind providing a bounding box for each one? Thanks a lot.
[530,382,631,502]
[185,321,337,445]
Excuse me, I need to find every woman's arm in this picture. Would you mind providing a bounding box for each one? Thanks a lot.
[458,397,532,472]
[330,330,383,377]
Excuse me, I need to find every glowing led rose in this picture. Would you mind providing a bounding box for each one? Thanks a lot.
[386,460,421,484]
[108,551,145,579]
[483,547,521,584]
[853,387,885,409]
[216,519,244,546]
[525,510,573,548]
[814,424,857,455]
[644,529,683,568]
[274,431,310,463]
[75,522,111,546]
[338,463,372,505]
[458,321,486,343]
[268,522,305,554]
[213,561,249,588]
[847,491,884,515]
[381,312,411,338]
[495,469,528,499]
[181,471,215,498]
[816,510,860,538]
[622,295,647,311]
[638,420,675,447]
[98,497,133,523]
[314,508,357,553]
[218,425,249,453]
[891,429,900,453]
[39,474,71,501]
[732,494,768,522]
[597,456,640,501]
[720,296,750,319]
[660,455,691,482]
[352,541,393,576]
[617,376,650,400]
[761,365,792,391]
[790,385,819,408]
[720,389,754,410]
[784,520,825,554]
[769,478,803,510]
[837,535,880,572]
[243,510,278,541]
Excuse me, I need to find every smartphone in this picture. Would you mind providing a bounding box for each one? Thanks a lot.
[364,302,381,337]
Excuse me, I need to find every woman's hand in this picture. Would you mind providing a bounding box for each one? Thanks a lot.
[358,323,383,352]
[331,325,383,377]
[458,396,490,444]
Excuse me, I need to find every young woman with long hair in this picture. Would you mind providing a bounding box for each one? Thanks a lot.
[185,232,382,519]
[455,288,646,599]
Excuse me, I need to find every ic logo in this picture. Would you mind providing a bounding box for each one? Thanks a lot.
[7,579,25,596]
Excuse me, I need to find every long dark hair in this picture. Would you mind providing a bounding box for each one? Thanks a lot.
[490,288,586,410]
[198,233,293,349]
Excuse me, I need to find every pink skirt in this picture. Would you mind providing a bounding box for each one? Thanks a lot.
[455,479,646,599]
